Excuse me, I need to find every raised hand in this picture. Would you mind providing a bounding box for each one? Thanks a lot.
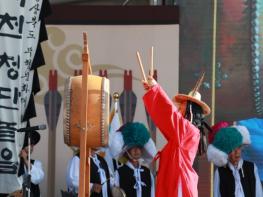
[19,149,28,161]
[92,183,102,193]
[142,75,157,91]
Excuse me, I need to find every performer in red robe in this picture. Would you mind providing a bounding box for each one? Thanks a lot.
[142,75,211,197]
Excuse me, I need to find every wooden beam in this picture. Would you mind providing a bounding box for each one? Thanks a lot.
[46,5,179,25]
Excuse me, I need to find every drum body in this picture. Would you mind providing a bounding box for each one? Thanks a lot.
[64,75,110,148]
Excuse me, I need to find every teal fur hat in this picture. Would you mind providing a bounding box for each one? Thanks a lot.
[121,122,150,148]
[213,127,242,154]
[207,126,251,167]
[109,122,156,164]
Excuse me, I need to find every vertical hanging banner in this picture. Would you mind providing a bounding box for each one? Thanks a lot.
[0,0,49,193]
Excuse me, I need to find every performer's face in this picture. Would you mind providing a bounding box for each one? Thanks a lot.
[128,146,143,161]
[91,148,99,156]
[24,145,34,154]
[228,146,242,166]
[184,101,203,127]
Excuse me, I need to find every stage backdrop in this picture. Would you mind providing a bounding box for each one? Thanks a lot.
[30,24,179,197]
[177,2,263,194]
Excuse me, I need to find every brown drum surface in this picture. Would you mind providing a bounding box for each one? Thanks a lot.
[64,75,110,148]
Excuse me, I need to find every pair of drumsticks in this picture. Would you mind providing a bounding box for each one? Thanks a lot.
[136,46,155,82]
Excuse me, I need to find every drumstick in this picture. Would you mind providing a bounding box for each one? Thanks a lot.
[150,46,154,77]
[82,32,92,74]
[83,32,88,53]
[136,51,147,82]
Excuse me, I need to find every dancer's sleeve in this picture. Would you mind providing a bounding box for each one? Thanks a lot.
[150,172,155,197]
[143,84,192,142]
[254,163,263,197]
[113,170,120,187]
[66,156,79,192]
[31,160,44,185]
[213,169,221,197]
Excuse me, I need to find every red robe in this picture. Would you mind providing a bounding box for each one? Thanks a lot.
[143,84,200,197]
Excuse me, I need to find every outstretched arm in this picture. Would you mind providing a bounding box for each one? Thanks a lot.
[142,76,188,142]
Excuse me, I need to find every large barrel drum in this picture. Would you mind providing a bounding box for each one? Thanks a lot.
[63,75,110,148]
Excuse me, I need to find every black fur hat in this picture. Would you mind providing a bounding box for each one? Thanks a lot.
[22,130,40,148]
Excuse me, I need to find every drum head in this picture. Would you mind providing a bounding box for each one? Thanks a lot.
[111,186,126,197]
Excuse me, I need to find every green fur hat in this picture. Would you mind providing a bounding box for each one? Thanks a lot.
[207,127,245,166]
[213,127,243,154]
[121,122,150,148]
[109,122,156,164]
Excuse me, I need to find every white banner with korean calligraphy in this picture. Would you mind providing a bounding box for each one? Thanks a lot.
[0,0,43,193]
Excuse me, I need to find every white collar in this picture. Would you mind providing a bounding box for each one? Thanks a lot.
[228,159,243,171]
[91,154,98,159]
[126,161,142,170]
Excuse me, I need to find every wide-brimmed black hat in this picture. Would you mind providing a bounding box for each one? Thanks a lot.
[23,130,41,148]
